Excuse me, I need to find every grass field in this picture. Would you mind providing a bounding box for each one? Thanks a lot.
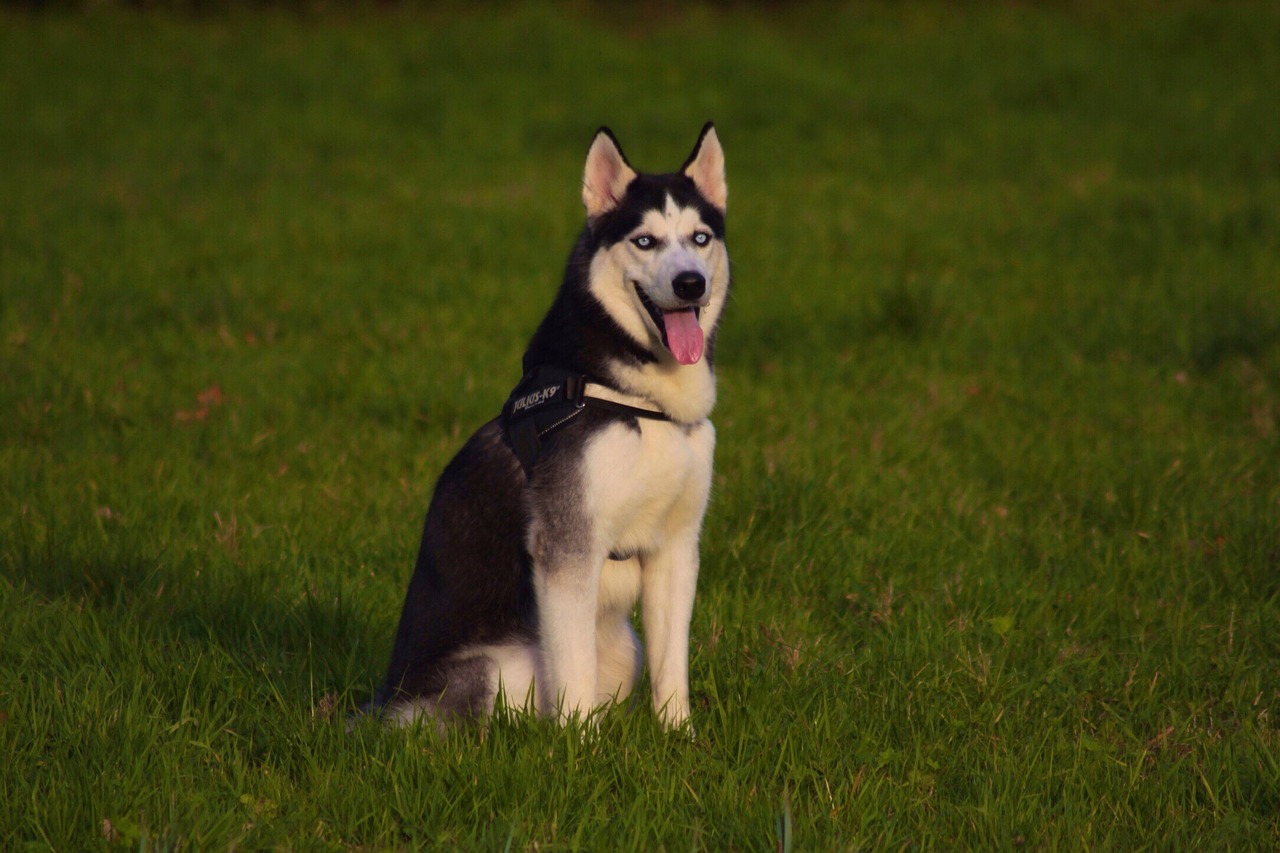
[2,1,1279,848]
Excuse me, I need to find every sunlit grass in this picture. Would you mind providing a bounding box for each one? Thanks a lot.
[2,2,1278,848]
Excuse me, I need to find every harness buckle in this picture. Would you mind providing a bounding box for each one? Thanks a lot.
[565,374,587,408]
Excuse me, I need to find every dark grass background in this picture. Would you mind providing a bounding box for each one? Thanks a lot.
[2,1,1279,848]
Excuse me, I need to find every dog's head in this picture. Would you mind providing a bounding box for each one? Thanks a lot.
[580,124,729,366]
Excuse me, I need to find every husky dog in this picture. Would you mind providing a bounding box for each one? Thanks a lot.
[369,123,729,731]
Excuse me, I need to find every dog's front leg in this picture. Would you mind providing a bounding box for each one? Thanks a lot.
[640,532,700,729]
[534,552,602,724]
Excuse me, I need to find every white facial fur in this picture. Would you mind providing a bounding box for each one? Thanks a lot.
[578,125,728,423]
[585,193,728,423]
[588,195,728,353]
[634,196,714,309]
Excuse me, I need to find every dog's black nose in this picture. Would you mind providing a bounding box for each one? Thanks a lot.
[672,271,706,301]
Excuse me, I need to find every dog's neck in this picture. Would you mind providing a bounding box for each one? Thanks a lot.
[521,230,721,425]
[604,358,716,425]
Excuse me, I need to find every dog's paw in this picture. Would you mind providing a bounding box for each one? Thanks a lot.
[664,718,697,741]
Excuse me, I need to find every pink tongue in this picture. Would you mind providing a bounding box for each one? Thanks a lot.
[663,309,704,365]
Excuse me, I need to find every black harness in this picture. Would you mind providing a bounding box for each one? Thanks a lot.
[500,365,672,478]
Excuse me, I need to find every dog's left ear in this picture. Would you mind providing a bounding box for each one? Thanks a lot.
[682,122,727,212]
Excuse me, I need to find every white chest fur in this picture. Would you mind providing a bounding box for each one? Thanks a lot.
[581,418,716,560]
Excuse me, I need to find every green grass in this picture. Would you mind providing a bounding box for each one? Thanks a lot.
[2,1,1279,848]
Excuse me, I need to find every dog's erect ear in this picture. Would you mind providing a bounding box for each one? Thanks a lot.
[681,122,727,212]
[582,128,638,221]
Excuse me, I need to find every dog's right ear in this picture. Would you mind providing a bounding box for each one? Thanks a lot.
[582,127,637,221]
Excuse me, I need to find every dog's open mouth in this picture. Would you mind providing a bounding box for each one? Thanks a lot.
[634,283,704,365]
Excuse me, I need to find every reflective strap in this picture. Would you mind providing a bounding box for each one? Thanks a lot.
[581,383,669,419]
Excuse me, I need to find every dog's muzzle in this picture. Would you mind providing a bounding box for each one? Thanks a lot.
[672,271,706,302]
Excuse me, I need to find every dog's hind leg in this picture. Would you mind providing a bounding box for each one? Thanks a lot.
[596,612,641,706]
[596,556,642,705]
[486,642,543,715]
[376,654,496,734]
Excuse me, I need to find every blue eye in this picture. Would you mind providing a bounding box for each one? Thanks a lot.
[692,231,711,246]
[631,235,656,250]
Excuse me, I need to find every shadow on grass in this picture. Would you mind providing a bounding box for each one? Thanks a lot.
[1191,298,1280,372]
[4,534,386,708]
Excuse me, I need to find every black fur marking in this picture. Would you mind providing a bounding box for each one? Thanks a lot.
[430,655,495,721]
[375,410,644,712]
[524,419,595,578]
[633,283,668,348]
[523,231,658,373]
[379,421,535,704]
[590,173,726,248]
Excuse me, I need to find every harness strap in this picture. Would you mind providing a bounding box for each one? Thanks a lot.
[500,365,671,478]
[579,385,671,421]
